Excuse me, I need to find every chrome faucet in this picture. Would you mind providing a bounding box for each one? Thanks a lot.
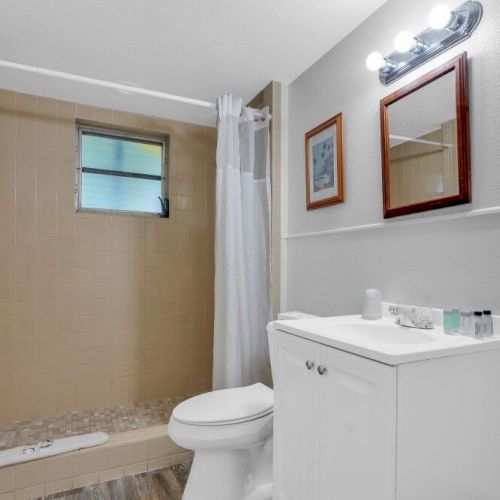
[389,304,434,329]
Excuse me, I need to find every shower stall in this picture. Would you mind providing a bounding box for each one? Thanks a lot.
[0,71,280,496]
[0,87,215,496]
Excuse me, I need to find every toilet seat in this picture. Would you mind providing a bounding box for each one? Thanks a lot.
[172,383,273,426]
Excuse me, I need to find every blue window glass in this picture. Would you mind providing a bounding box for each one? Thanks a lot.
[78,128,166,215]
[81,173,163,214]
[81,134,162,176]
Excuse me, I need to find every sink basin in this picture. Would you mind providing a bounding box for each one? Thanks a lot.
[274,314,500,365]
[330,322,435,345]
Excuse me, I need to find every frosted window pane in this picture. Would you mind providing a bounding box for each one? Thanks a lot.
[81,173,162,214]
[82,133,162,176]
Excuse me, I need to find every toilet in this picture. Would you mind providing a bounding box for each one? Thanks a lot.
[168,383,274,500]
[168,313,315,499]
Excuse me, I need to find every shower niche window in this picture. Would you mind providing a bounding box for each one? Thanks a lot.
[76,125,168,216]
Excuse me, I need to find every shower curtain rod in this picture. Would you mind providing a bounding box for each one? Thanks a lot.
[0,59,216,108]
[0,59,271,120]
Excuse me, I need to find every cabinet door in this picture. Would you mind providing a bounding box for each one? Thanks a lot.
[273,331,320,500]
[317,346,396,500]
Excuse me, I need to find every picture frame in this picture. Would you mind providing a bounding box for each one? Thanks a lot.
[305,112,344,210]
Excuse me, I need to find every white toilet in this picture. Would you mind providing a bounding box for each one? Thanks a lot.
[168,383,274,500]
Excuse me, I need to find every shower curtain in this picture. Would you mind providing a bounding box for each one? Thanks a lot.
[213,94,272,390]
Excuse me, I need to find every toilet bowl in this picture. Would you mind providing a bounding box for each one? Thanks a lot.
[168,383,273,500]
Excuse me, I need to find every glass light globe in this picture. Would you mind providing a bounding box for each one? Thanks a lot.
[429,4,453,29]
[366,52,385,72]
[394,31,417,53]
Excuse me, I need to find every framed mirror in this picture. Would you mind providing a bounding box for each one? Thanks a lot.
[380,53,470,218]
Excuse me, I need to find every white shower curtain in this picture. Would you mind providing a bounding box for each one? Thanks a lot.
[213,94,272,390]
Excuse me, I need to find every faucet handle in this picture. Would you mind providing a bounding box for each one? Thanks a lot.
[398,305,434,329]
[388,304,400,316]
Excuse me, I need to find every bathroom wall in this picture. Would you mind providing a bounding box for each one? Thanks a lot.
[248,82,283,319]
[285,0,500,315]
[0,89,215,422]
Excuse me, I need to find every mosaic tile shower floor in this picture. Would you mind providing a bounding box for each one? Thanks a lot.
[0,398,185,450]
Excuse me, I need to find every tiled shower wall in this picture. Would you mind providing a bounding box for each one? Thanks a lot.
[0,89,215,422]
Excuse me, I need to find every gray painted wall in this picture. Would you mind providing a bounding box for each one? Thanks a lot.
[285,0,500,316]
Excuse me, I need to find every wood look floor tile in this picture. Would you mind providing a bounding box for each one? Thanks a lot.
[46,463,191,500]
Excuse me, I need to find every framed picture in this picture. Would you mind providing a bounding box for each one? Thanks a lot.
[305,113,344,210]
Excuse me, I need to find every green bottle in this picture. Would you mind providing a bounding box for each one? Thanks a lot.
[443,309,453,334]
[451,309,461,334]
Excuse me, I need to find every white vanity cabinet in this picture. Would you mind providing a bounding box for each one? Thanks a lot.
[270,323,500,500]
[272,330,396,500]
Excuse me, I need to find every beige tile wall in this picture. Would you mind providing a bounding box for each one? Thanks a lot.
[389,120,459,208]
[0,89,215,422]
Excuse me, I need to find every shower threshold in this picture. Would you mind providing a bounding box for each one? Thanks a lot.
[0,398,192,498]
[0,432,108,468]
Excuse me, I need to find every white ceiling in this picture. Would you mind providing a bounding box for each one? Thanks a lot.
[0,0,387,126]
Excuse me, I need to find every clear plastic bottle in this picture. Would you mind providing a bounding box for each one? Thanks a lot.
[460,310,473,336]
[483,310,494,337]
[472,311,484,339]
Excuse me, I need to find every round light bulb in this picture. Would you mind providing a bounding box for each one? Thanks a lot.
[394,30,417,53]
[429,4,453,29]
[366,52,385,72]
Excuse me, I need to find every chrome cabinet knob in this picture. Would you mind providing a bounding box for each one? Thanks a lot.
[317,365,327,375]
[305,360,315,370]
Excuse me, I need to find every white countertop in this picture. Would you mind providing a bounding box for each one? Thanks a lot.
[273,314,500,365]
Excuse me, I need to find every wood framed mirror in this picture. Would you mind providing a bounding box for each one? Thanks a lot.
[380,53,470,219]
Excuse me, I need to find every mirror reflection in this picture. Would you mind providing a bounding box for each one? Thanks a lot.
[388,71,458,208]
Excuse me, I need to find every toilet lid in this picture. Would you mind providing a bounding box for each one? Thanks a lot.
[172,383,273,426]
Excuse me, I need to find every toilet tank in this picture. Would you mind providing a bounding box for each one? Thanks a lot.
[277,311,319,321]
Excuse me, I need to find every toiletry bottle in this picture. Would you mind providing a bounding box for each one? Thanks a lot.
[443,309,453,334]
[460,310,473,336]
[472,311,484,339]
[451,309,460,334]
[483,310,494,337]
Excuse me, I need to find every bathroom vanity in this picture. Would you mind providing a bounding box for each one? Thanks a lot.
[269,314,500,500]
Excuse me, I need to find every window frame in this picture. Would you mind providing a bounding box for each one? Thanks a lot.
[76,124,169,217]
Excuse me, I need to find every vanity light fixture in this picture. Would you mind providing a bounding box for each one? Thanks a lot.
[429,4,455,29]
[366,0,482,85]
[393,31,426,54]
[393,31,416,53]
[366,51,387,71]
[365,51,398,73]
